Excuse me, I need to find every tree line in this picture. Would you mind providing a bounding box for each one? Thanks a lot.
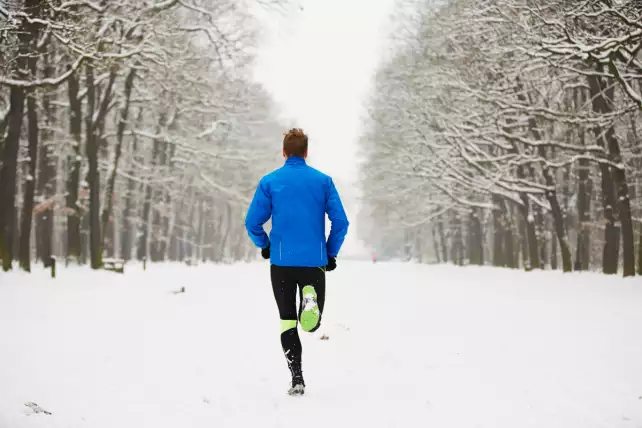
[358,0,642,276]
[0,0,289,272]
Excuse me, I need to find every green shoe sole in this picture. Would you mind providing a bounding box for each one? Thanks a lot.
[300,285,320,332]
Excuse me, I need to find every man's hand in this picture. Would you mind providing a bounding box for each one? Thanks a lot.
[326,256,337,272]
[261,244,270,260]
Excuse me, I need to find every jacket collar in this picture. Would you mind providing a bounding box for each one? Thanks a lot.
[285,156,306,166]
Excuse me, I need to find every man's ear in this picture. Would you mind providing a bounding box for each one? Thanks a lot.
[283,148,287,158]
[304,150,308,159]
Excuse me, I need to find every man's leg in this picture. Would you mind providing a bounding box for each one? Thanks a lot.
[270,265,304,388]
[297,267,326,333]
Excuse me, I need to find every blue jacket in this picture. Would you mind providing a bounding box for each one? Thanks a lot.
[245,156,349,267]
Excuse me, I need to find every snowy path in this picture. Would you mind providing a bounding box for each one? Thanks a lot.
[1,262,641,428]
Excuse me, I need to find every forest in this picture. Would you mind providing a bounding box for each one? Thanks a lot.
[0,0,288,272]
[358,0,642,276]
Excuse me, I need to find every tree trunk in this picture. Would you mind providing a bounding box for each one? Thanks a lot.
[575,128,592,271]
[518,195,539,271]
[606,64,636,276]
[218,204,234,262]
[0,0,44,271]
[102,69,135,253]
[545,190,572,272]
[36,54,56,265]
[121,109,142,261]
[196,200,205,262]
[638,229,642,275]
[535,204,546,269]
[178,229,185,262]
[0,111,7,157]
[147,114,166,262]
[450,211,463,266]
[588,72,623,275]
[468,209,483,265]
[137,180,153,261]
[85,62,102,269]
[492,196,504,267]
[137,121,162,261]
[0,89,26,271]
[66,68,83,263]
[607,132,635,276]
[19,53,41,272]
[0,59,31,271]
[432,224,441,263]
[18,9,46,270]
[160,144,175,260]
[551,231,558,270]
[502,200,517,269]
[438,220,448,263]
[168,216,179,261]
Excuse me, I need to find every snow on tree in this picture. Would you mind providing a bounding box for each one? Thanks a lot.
[358,0,641,277]
[0,0,294,272]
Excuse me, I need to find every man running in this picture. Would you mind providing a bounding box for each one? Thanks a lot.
[245,128,349,396]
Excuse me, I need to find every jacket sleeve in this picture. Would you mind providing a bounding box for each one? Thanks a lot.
[245,178,271,249]
[325,178,349,258]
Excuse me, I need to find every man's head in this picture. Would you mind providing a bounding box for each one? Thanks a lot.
[283,128,308,159]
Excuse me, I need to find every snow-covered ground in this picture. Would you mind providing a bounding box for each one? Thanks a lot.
[1,261,641,428]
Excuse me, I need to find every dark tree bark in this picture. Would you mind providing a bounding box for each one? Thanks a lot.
[468,208,483,265]
[502,115,538,271]
[602,97,635,276]
[137,116,163,261]
[102,69,135,253]
[544,189,572,272]
[551,230,558,270]
[518,85,572,272]
[168,213,180,261]
[629,106,642,276]
[197,199,205,262]
[588,72,629,275]
[511,145,539,271]
[19,40,41,271]
[184,196,197,262]
[149,123,167,263]
[137,178,153,261]
[492,196,504,267]
[503,202,516,269]
[638,229,642,275]
[159,143,175,260]
[86,64,115,268]
[450,211,463,266]
[431,223,441,263]
[36,53,56,265]
[517,195,540,271]
[575,89,592,271]
[0,90,26,271]
[438,220,448,263]
[121,108,142,261]
[0,110,7,155]
[66,68,83,263]
[85,62,101,269]
[535,204,546,269]
[0,0,33,270]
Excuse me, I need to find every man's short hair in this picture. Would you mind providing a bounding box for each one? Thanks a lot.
[283,128,308,157]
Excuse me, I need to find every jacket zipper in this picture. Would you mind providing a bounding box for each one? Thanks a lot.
[280,241,282,260]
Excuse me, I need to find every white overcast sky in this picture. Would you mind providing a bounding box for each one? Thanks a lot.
[251,0,395,254]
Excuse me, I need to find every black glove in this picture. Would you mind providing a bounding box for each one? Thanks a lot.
[261,244,270,260]
[325,256,336,272]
